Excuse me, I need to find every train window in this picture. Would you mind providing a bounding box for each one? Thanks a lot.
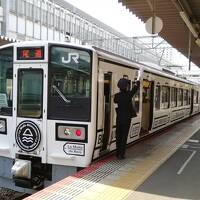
[48,46,92,121]
[194,91,199,104]
[17,69,43,118]
[171,87,177,108]
[183,90,189,106]
[161,86,170,109]
[188,90,191,105]
[142,79,151,103]
[155,85,160,110]
[193,91,196,104]
[132,81,140,113]
[178,88,183,106]
[0,47,13,116]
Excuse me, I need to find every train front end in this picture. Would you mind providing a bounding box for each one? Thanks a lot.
[0,42,97,192]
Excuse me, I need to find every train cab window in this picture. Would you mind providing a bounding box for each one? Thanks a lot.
[183,90,189,106]
[155,85,160,110]
[48,46,92,121]
[171,87,177,108]
[161,86,170,109]
[18,69,43,118]
[178,88,183,106]
[0,47,13,116]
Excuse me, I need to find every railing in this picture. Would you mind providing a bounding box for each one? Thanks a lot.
[8,0,173,66]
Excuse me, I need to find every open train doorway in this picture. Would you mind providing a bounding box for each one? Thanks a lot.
[100,72,112,154]
[141,80,154,136]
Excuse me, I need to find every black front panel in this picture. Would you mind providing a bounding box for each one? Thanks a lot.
[48,45,92,121]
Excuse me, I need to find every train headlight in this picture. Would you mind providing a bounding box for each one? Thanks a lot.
[0,119,6,134]
[64,128,72,136]
[56,123,87,142]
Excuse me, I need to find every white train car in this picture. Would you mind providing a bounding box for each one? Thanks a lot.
[0,41,199,192]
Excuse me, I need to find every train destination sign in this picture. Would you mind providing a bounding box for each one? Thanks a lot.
[17,46,44,60]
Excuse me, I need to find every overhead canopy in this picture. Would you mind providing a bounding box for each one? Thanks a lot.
[0,35,16,46]
[119,0,200,67]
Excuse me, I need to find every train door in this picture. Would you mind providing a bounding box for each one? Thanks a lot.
[190,89,194,114]
[100,72,113,154]
[141,80,154,136]
[13,64,47,162]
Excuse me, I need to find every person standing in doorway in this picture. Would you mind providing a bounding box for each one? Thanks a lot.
[114,77,139,159]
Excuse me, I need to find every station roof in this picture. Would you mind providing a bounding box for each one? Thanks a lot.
[119,0,200,67]
[0,35,16,46]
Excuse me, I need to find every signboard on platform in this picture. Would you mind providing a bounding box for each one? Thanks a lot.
[145,16,163,34]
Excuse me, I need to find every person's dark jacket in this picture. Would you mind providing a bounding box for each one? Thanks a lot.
[114,82,139,124]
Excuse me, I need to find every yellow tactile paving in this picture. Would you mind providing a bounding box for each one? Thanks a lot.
[73,115,200,200]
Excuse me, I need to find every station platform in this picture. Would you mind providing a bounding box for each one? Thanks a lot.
[25,115,200,200]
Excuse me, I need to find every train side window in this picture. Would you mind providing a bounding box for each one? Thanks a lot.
[161,86,170,109]
[193,90,196,104]
[155,85,160,110]
[183,90,189,106]
[194,91,199,104]
[178,88,183,106]
[188,90,191,104]
[193,91,196,104]
[171,87,177,108]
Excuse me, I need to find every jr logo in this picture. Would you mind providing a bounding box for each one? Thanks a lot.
[62,53,79,64]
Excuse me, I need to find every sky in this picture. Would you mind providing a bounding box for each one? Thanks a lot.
[65,0,199,70]
[66,0,148,37]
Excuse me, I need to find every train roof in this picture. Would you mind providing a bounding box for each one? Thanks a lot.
[0,41,198,86]
[0,41,95,51]
[94,47,197,85]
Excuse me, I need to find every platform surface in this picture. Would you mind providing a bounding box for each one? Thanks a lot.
[25,115,200,200]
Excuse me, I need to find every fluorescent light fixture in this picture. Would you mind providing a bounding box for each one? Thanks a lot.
[180,11,198,38]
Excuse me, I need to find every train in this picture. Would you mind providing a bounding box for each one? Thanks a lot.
[0,41,199,192]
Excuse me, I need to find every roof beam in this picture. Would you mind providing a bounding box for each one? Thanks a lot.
[146,0,153,11]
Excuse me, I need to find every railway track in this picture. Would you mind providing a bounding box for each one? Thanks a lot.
[0,188,29,200]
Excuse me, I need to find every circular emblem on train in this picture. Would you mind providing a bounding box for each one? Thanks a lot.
[15,121,41,152]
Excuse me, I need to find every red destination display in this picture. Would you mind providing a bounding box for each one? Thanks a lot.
[17,47,44,60]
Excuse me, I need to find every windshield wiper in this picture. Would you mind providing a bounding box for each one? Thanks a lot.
[52,85,71,104]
